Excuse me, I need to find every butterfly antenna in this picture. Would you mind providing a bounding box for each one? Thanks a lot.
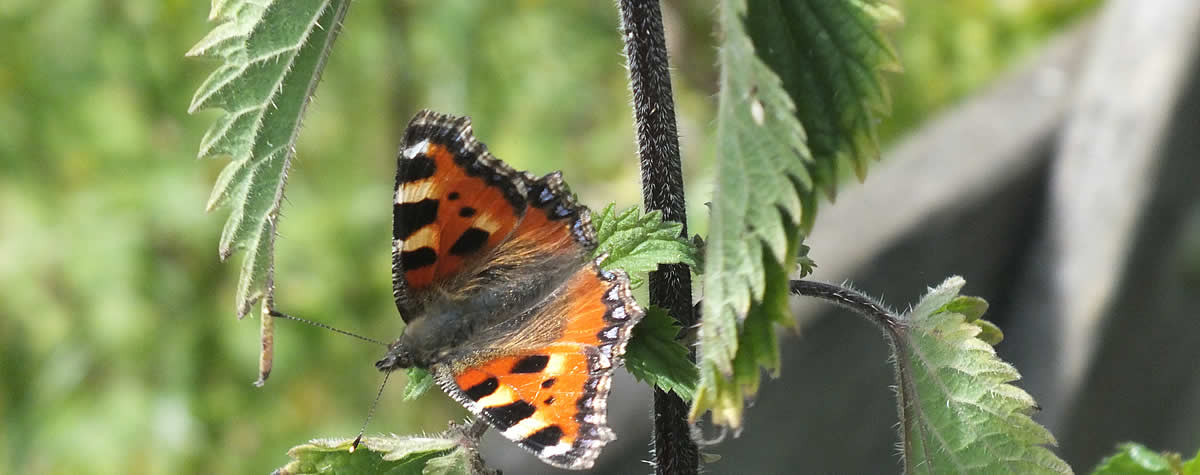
[351,370,391,452]
[268,310,389,347]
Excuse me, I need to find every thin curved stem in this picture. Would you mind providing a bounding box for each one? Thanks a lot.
[788,280,920,464]
[788,280,903,331]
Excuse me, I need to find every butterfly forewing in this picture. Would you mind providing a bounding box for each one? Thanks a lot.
[392,111,527,320]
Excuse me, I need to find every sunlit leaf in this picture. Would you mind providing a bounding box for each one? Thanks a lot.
[275,422,496,475]
[403,367,434,401]
[897,277,1070,474]
[422,448,474,475]
[693,0,898,428]
[592,204,698,288]
[747,0,900,191]
[941,295,990,322]
[625,307,698,401]
[273,436,455,475]
[1091,443,1200,475]
[188,0,351,317]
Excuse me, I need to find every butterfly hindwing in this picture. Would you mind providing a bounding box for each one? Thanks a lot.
[437,263,643,470]
[440,345,604,467]
[392,111,527,320]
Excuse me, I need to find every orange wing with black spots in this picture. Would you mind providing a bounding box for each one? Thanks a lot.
[444,345,605,467]
[385,110,644,470]
[437,263,643,470]
[509,171,597,255]
[391,111,528,321]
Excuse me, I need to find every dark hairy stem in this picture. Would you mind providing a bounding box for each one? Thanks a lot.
[617,1,699,473]
[787,280,903,332]
[788,280,922,464]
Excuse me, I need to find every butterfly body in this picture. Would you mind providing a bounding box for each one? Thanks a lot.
[379,252,578,368]
[377,110,643,470]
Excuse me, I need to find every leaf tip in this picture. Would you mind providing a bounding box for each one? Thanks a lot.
[218,245,234,262]
[184,44,206,58]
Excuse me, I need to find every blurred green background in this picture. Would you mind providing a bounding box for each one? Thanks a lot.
[0,0,1099,473]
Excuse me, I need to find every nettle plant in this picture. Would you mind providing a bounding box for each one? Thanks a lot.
[187,1,1189,474]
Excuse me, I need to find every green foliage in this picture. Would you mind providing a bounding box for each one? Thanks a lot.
[896,277,1070,474]
[941,295,989,322]
[624,307,698,400]
[794,243,817,278]
[275,432,489,475]
[973,318,1005,346]
[403,368,435,401]
[591,205,698,398]
[1092,443,1200,475]
[746,0,901,190]
[694,0,897,428]
[421,448,475,475]
[188,0,350,318]
[592,204,699,287]
[941,295,1003,344]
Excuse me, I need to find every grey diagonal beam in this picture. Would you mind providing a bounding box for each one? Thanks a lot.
[1004,0,1200,433]
[1002,0,1200,466]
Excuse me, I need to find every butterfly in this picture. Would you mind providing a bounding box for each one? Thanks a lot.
[374,109,644,470]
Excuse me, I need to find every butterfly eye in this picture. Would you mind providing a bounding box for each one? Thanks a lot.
[374,345,414,371]
[374,355,395,371]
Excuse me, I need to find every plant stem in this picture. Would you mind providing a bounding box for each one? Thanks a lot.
[789,280,920,461]
[617,0,699,473]
[788,280,902,332]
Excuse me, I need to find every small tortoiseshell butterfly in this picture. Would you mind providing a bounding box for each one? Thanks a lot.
[374,110,645,470]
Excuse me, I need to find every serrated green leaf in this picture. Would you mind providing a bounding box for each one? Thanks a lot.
[693,0,896,428]
[591,204,698,285]
[404,367,434,401]
[974,319,1004,345]
[273,436,456,475]
[624,307,698,401]
[422,448,471,475]
[942,296,990,322]
[694,0,812,427]
[795,243,816,278]
[1091,443,1200,475]
[589,205,699,398]
[747,0,900,192]
[694,218,800,426]
[897,277,1071,474]
[275,423,496,475]
[188,0,350,318]
[1092,443,1172,474]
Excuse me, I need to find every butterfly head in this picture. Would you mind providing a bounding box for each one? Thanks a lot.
[374,340,416,372]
